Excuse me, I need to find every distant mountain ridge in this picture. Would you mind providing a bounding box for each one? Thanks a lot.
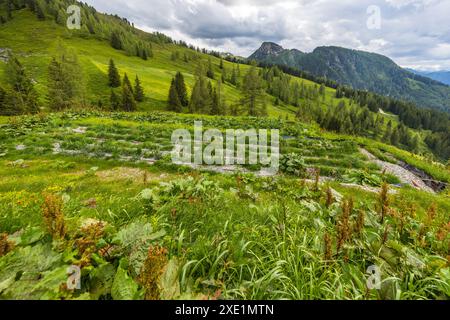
[407,69,450,86]
[249,42,450,113]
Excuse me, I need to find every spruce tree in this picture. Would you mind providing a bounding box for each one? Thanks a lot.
[121,73,136,111]
[206,57,215,79]
[108,59,121,87]
[189,76,212,114]
[242,66,266,117]
[26,0,36,12]
[230,67,238,86]
[111,31,123,50]
[211,79,224,115]
[47,44,85,111]
[0,88,24,116]
[391,127,400,146]
[6,0,12,20]
[110,89,121,110]
[36,2,45,20]
[221,68,227,83]
[134,75,144,102]
[211,88,219,115]
[6,53,39,114]
[174,72,188,107]
[123,73,133,93]
[0,85,16,115]
[168,78,182,113]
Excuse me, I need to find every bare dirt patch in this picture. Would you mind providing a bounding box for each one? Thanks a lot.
[95,167,161,183]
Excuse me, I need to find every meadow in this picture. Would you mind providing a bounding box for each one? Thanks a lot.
[0,111,449,300]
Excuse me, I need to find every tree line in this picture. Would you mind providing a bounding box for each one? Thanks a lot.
[167,61,266,117]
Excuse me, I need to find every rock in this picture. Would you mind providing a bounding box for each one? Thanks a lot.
[359,148,435,193]
[15,145,26,151]
[72,127,87,134]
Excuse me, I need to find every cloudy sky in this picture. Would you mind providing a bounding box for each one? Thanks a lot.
[83,0,450,71]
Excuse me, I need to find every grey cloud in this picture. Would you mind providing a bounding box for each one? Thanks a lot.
[83,0,450,70]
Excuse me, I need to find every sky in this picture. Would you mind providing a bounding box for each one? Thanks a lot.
[83,0,450,71]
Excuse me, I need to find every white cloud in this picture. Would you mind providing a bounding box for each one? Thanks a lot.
[83,0,450,70]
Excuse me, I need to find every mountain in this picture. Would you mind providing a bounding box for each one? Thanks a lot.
[249,42,285,60]
[408,69,450,86]
[249,43,450,113]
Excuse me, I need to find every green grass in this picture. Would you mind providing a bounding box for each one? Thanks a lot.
[0,112,449,300]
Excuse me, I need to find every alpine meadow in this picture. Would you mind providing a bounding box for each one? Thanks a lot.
[0,0,449,304]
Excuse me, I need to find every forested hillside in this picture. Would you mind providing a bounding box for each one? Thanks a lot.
[250,42,450,114]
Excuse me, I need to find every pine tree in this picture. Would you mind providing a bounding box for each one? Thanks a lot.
[0,87,24,116]
[134,75,144,102]
[148,44,154,58]
[26,0,36,12]
[189,76,212,114]
[5,53,39,114]
[0,85,14,115]
[230,67,238,86]
[383,123,392,142]
[221,68,227,83]
[6,0,13,20]
[411,134,420,153]
[174,72,188,107]
[47,44,85,111]
[122,73,133,93]
[110,89,121,110]
[206,57,215,79]
[211,88,219,115]
[122,73,136,111]
[168,78,182,112]
[108,59,121,88]
[391,127,400,146]
[209,79,225,116]
[242,66,266,117]
[111,31,123,50]
[35,2,45,20]
[292,82,300,107]
[219,59,224,69]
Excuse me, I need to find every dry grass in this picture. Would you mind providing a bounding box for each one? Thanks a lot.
[140,245,168,300]
[41,193,66,240]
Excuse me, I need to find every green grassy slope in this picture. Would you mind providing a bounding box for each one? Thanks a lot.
[0,10,353,119]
